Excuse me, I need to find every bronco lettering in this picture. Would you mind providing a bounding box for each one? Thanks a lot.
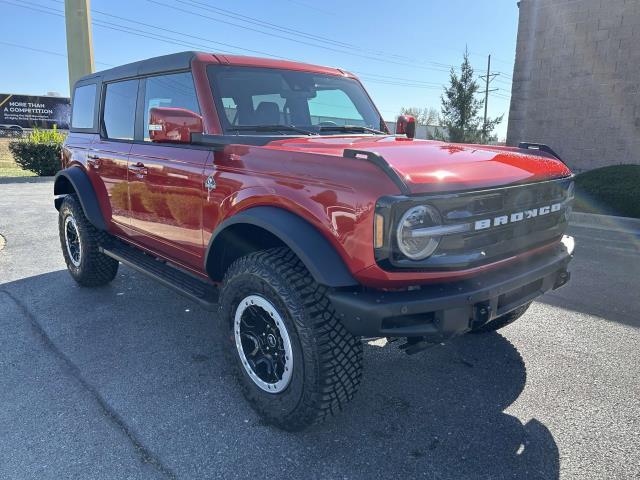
[474,202,563,231]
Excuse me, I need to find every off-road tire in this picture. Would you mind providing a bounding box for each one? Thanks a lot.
[471,302,532,333]
[58,195,119,287]
[219,247,363,430]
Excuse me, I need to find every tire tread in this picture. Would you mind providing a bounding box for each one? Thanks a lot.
[221,247,363,430]
[59,195,118,287]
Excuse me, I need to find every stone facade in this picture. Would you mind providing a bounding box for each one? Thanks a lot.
[507,0,640,171]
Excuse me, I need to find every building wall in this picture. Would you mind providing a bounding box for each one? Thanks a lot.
[507,0,640,171]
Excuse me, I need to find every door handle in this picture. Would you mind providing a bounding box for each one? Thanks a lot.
[128,162,148,178]
[87,154,101,169]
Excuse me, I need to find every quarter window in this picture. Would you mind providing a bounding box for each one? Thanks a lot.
[71,84,97,129]
[143,72,200,141]
[102,80,138,140]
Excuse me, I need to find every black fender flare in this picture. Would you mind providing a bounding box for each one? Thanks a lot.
[54,167,108,231]
[206,206,358,287]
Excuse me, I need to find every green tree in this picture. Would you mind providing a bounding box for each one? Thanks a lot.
[399,106,439,125]
[8,126,66,176]
[440,48,502,143]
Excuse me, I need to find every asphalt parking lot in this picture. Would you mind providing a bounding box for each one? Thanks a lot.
[1,180,639,480]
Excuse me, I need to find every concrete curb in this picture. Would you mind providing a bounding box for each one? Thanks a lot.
[0,176,54,184]
[569,211,640,234]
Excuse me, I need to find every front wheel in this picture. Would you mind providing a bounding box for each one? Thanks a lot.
[219,247,363,430]
[58,195,119,287]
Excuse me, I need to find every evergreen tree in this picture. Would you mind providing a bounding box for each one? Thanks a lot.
[440,48,502,143]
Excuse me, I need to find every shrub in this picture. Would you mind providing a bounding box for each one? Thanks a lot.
[574,165,640,219]
[8,126,66,176]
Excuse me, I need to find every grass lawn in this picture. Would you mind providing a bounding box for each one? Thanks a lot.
[0,165,35,177]
[574,165,640,219]
[0,138,35,178]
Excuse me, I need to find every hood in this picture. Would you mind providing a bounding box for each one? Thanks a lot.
[265,135,572,194]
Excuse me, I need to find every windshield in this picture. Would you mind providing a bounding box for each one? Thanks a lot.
[207,65,386,135]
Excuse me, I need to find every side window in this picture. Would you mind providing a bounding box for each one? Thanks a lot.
[71,84,97,129]
[102,79,138,140]
[143,72,200,141]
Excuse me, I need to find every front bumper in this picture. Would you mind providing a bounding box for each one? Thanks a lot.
[329,236,574,340]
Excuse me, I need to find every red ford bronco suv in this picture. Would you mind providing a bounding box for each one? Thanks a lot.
[55,52,574,430]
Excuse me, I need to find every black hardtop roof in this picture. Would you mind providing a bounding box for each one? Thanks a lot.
[77,51,199,85]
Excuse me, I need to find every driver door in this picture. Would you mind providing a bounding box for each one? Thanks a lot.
[127,71,208,270]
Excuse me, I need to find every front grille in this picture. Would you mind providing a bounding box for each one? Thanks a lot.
[379,177,573,271]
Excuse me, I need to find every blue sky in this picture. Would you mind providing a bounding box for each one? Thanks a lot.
[0,0,519,139]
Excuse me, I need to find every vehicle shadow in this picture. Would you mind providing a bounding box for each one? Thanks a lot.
[1,268,559,480]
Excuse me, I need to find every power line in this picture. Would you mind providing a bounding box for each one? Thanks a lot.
[0,39,114,67]
[350,71,444,87]
[3,0,509,100]
[479,54,501,141]
[178,0,370,53]
[0,1,446,92]
[49,0,515,81]
[50,0,495,76]
[172,0,487,72]
[42,0,460,75]
[54,0,298,60]
[1,1,456,92]
[145,0,460,74]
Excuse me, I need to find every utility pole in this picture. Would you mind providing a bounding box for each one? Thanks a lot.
[479,54,499,142]
[64,0,95,94]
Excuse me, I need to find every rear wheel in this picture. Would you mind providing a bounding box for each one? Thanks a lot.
[219,247,363,430]
[58,195,119,287]
[471,302,532,333]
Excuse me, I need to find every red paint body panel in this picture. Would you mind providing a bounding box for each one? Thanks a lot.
[127,143,210,268]
[201,144,398,279]
[63,54,573,289]
[261,136,572,193]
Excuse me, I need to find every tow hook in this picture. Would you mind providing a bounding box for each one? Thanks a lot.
[471,301,492,329]
[553,270,571,289]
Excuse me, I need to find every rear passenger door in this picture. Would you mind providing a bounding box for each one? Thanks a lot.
[91,79,139,230]
[128,71,209,269]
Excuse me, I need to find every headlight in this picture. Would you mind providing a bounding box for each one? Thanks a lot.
[396,205,441,260]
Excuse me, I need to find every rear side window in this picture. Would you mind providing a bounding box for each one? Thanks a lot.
[102,79,138,140]
[143,72,200,141]
[71,84,97,129]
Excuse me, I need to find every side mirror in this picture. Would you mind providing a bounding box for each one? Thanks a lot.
[396,115,416,139]
[149,107,203,143]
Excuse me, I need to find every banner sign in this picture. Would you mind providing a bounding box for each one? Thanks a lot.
[0,93,71,130]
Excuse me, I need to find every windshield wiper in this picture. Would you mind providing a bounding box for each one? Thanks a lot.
[228,125,317,135]
[318,125,386,135]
